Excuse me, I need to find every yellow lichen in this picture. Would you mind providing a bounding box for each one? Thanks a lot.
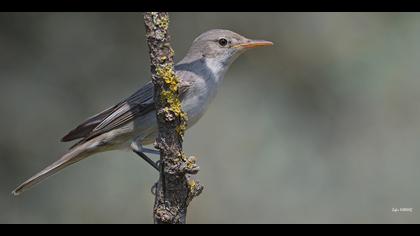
[186,159,194,169]
[151,16,186,136]
[156,65,178,92]
[150,12,169,31]
[187,179,196,192]
[176,124,187,136]
[156,64,188,136]
[158,18,169,31]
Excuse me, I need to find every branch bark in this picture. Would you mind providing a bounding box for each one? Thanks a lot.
[144,12,203,224]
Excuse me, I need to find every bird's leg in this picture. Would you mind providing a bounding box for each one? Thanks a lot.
[141,147,162,170]
[131,140,163,196]
[130,140,160,171]
[142,147,160,155]
[134,150,159,171]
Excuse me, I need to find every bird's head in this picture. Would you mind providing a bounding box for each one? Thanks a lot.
[182,29,273,74]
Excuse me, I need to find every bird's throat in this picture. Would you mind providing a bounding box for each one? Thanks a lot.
[204,58,230,85]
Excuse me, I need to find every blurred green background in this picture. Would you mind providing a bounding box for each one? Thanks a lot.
[1,12,419,223]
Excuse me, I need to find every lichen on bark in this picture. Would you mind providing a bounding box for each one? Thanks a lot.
[144,12,203,224]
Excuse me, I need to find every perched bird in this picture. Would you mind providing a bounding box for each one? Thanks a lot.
[12,29,273,196]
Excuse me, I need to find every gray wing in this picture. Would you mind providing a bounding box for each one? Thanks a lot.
[61,79,191,148]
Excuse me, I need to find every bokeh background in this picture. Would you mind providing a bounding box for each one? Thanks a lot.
[1,12,419,223]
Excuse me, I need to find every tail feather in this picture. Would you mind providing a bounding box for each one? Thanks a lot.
[12,142,95,196]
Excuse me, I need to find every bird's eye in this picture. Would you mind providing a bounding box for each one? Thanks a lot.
[218,38,228,47]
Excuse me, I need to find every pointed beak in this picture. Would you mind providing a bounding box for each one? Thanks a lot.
[233,39,273,49]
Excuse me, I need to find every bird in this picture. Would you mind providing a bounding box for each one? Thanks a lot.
[12,29,273,196]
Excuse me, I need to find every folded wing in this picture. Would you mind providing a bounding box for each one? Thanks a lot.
[61,78,191,149]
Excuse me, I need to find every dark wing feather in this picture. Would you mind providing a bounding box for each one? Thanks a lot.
[62,78,191,149]
[62,81,154,145]
[61,104,119,142]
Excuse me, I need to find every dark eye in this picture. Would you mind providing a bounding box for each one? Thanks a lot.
[218,38,228,46]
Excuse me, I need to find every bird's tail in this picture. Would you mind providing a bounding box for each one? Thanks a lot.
[12,140,98,196]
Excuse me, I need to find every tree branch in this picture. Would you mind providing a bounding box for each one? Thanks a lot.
[143,12,203,224]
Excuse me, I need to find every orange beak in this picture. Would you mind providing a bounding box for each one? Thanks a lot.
[233,39,273,49]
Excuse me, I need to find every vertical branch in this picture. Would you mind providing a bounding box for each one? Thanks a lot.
[144,12,203,224]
